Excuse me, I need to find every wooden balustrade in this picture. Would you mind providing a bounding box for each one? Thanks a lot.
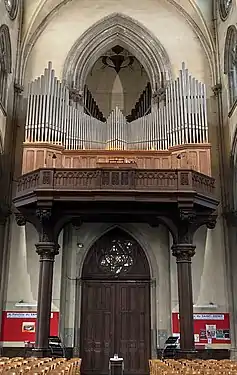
[16,168,215,198]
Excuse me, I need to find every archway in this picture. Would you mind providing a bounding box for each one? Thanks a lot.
[62,13,172,93]
[80,228,151,375]
[84,45,151,121]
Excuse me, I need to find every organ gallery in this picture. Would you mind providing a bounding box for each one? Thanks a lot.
[0,1,237,374]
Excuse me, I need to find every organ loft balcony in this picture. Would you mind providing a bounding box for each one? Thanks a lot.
[14,59,218,220]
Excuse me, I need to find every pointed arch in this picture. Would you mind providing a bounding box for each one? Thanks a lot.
[224,25,237,109]
[230,126,237,210]
[62,13,172,93]
[0,24,12,108]
[19,0,216,86]
[82,226,150,280]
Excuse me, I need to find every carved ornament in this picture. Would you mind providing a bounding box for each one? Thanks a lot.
[15,212,26,226]
[35,242,60,261]
[172,244,196,262]
[36,208,54,242]
[179,209,196,223]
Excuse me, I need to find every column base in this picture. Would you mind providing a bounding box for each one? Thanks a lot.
[175,349,198,360]
[31,348,52,358]
[230,348,237,360]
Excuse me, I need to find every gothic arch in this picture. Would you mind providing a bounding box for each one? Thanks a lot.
[230,127,237,210]
[81,227,150,280]
[0,24,12,107]
[0,25,12,73]
[224,25,237,108]
[75,223,159,281]
[19,0,216,85]
[62,13,172,93]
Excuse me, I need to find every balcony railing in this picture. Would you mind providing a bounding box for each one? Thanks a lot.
[16,168,215,198]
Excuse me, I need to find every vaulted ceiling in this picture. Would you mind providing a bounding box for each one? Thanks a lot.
[19,0,215,84]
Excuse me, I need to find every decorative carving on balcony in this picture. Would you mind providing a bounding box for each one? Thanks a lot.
[17,171,40,193]
[16,168,216,199]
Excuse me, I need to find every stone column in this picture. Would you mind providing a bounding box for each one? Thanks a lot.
[34,242,59,357]
[172,244,196,353]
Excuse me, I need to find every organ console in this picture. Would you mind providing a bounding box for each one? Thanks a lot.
[24,62,208,152]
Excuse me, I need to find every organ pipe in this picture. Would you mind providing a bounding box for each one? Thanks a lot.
[24,61,209,151]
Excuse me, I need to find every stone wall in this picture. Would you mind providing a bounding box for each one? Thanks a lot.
[2,0,232,351]
[3,218,229,349]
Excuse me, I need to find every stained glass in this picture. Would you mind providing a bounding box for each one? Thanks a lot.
[4,0,18,20]
[98,238,135,275]
[219,0,232,20]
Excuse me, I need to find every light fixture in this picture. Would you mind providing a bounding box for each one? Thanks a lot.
[193,303,218,309]
[15,302,37,307]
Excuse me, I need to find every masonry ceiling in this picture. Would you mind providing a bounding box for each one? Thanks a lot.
[19,0,215,84]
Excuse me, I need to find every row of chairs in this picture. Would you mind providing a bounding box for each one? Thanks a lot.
[0,357,81,374]
[149,359,237,375]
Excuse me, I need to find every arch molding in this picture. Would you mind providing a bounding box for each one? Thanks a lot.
[62,13,172,93]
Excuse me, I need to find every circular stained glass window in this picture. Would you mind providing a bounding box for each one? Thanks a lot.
[219,0,232,21]
[4,0,19,20]
[98,238,135,275]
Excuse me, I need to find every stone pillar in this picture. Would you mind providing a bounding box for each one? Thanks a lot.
[34,242,59,357]
[172,244,196,353]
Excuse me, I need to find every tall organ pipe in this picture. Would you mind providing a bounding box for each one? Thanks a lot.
[24,62,209,151]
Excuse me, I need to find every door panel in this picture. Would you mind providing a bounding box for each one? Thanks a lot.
[81,281,150,375]
[81,282,115,375]
[116,283,150,375]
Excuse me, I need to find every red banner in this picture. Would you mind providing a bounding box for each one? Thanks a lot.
[0,311,59,342]
[172,313,231,344]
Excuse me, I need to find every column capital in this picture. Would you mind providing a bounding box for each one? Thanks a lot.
[15,211,26,226]
[172,243,196,262]
[36,207,55,242]
[174,210,217,244]
[35,242,60,261]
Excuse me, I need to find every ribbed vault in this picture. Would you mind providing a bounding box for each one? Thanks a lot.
[62,13,172,92]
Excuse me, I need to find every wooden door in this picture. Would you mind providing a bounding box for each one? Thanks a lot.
[81,281,115,375]
[80,229,151,375]
[115,282,150,375]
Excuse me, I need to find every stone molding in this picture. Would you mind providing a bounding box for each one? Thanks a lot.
[19,0,216,86]
[62,13,172,93]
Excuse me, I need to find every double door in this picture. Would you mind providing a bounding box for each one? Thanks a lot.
[80,281,150,375]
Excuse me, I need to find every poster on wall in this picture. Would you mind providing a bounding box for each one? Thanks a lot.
[206,324,216,339]
[22,322,35,333]
[194,334,200,343]
[172,313,231,345]
[0,311,59,343]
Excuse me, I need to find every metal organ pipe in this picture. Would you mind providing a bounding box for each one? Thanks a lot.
[24,62,209,151]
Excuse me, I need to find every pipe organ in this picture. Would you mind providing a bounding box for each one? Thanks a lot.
[84,85,106,122]
[25,62,208,151]
[126,82,152,122]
